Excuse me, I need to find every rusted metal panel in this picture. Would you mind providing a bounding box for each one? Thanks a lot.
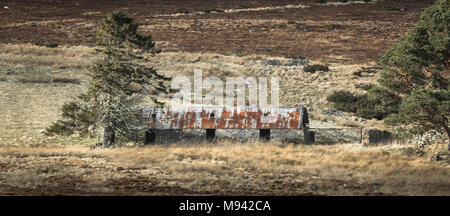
[140,106,308,129]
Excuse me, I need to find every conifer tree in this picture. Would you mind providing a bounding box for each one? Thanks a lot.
[46,11,171,147]
[371,0,449,145]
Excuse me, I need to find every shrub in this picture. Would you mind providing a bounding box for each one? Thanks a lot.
[339,0,348,3]
[327,91,363,113]
[304,64,329,73]
[203,8,224,14]
[353,71,362,77]
[45,43,58,48]
[174,8,189,14]
[353,67,379,77]
[363,0,372,3]
[355,83,376,91]
[356,104,392,120]
[316,0,327,4]
[327,90,391,120]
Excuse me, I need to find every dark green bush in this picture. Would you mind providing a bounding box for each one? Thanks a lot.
[45,43,58,48]
[304,64,329,73]
[353,67,379,77]
[326,91,363,113]
[356,104,392,120]
[203,8,224,14]
[45,98,96,136]
[353,71,362,77]
[316,0,327,4]
[327,90,391,120]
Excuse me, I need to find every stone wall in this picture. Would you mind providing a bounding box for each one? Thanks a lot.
[313,128,363,144]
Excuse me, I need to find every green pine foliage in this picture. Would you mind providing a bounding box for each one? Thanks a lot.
[326,90,392,120]
[374,0,449,139]
[46,11,171,147]
[328,0,449,141]
[303,64,329,73]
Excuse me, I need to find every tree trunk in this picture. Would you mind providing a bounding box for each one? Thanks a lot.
[103,125,115,147]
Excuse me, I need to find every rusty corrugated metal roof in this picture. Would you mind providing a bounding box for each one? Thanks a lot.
[140,106,308,129]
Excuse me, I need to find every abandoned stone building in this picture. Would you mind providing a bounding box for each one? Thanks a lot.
[140,106,312,144]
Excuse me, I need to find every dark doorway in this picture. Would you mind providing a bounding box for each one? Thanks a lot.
[260,129,270,141]
[304,130,315,144]
[206,129,216,141]
[145,129,156,144]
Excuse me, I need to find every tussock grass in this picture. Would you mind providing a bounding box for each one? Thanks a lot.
[0,82,85,145]
[0,43,94,68]
[336,119,361,127]
[0,142,448,195]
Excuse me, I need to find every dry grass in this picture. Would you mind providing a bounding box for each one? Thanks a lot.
[0,43,386,146]
[0,141,448,195]
[2,76,81,84]
[0,43,94,68]
[0,81,86,145]
[336,118,361,128]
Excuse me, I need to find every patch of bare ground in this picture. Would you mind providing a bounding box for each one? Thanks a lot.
[0,142,448,195]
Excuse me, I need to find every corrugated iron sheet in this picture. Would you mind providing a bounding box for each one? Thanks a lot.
[140,106,308,129]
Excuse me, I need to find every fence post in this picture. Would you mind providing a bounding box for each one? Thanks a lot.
[360,128,363,143]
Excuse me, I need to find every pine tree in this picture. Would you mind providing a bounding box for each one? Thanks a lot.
[372,0,449,146]
[46,11,171,147]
